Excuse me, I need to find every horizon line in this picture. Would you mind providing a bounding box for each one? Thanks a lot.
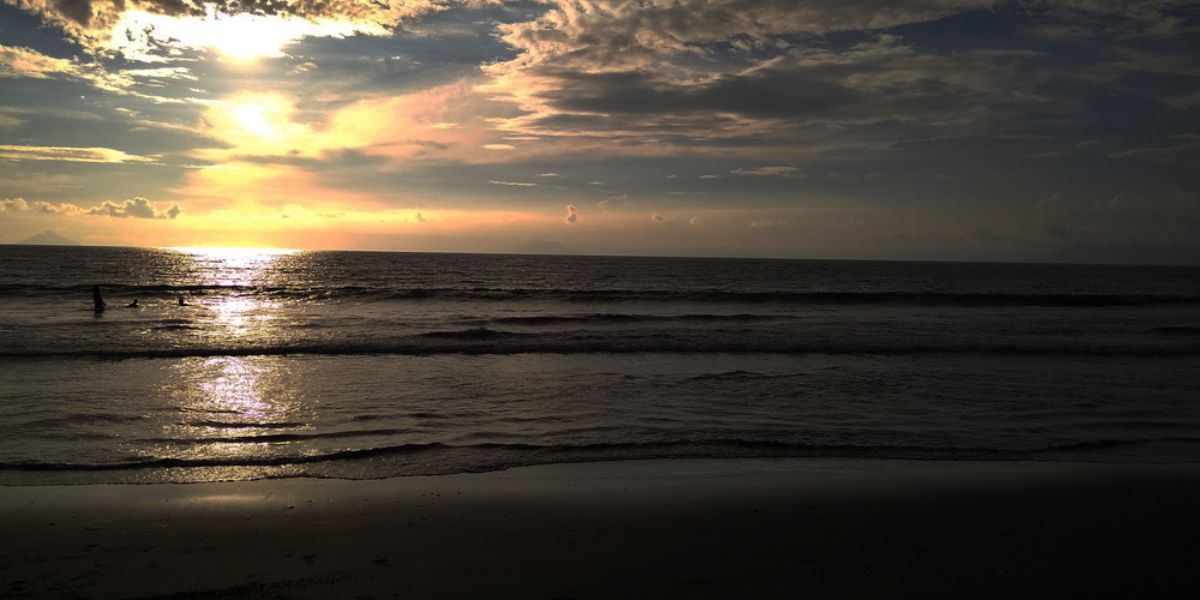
[3,241,1199,269]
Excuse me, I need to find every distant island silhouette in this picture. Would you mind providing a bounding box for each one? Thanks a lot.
[18,230,79,246]
[515,239,575,255]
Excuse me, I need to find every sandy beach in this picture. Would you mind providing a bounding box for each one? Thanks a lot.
[2,458,1198,598]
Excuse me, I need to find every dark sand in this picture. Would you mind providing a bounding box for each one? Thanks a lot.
[1,458,1198,598]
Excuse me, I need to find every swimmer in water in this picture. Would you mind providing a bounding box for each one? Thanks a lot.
[178,296,189,306]
[92,285,106,313]
[126,298,140,308]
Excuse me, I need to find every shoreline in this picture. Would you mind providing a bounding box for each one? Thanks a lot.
[3,457,1199,598]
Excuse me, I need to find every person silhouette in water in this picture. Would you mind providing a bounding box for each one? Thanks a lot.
[92,285,106,313]
[126,298,140,308]
[178,296,190,306]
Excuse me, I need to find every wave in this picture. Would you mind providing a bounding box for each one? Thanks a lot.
[477,313,784,326]
[418,327,535,340]
[687,370,803,382]
[145,428,417,444]
[0,282,287,296]
[187,420,307,429]
[4,437,1198,472]
[5,282,1200,307]
[1149,326,1200,335]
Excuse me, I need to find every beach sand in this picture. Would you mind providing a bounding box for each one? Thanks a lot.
[2,458,1198,598]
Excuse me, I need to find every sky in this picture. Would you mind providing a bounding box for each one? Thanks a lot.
[0,0,1197,263]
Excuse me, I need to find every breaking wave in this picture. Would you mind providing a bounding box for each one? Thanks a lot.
[4,437,1198,474]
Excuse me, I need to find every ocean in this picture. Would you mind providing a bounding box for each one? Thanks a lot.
[1,245,1198,484]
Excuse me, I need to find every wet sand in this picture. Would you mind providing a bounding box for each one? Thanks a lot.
[1,458,1198,598]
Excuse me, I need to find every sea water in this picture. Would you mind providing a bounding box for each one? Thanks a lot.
[1,245,1198,484]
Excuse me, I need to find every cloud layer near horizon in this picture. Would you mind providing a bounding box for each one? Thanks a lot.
[3,196,181,218]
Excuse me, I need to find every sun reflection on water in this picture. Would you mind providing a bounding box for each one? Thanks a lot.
[198,356,271,418]
[164,246,300,341]
[208,296,276,337]
[139,248,321,480]
[154,356,312,478]
[168,246,299,288]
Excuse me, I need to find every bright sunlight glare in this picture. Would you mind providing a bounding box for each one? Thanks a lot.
[234,102,281,140]
[167,246,300,258]
[110,8,386,62]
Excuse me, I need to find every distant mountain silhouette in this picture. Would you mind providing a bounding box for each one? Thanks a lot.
[515,239,576,255]
[18,230,79,246]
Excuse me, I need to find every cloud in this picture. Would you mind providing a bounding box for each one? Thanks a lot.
[488,180,537,187]
[0,113,23,129]
[1024,188,1200,255]
[732,166,802,176]
[0,41,192,102]
[0,198,30,212]
[0,43,78,79]
[1166,92,1200,109]
[481,1,1032,153]
[510,39,1038,138]
[34,200,87,215]
[495,0,992,71]
[2,197,92,215]
[0,145,155,163]
[597,194,628,209]
[85,197,182,219]
[1109,140,1200,164]
[5,1,460,58]
[1,196,180,218]
[124,66,197,81]
[103,7,393,62]
[1027,0,1199,40]
[650,213,702,226]
[16,0,992,62]
[2,0,1194,263]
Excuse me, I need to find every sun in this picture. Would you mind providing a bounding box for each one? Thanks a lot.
[234,102,280,140]
[212,94,300,148]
